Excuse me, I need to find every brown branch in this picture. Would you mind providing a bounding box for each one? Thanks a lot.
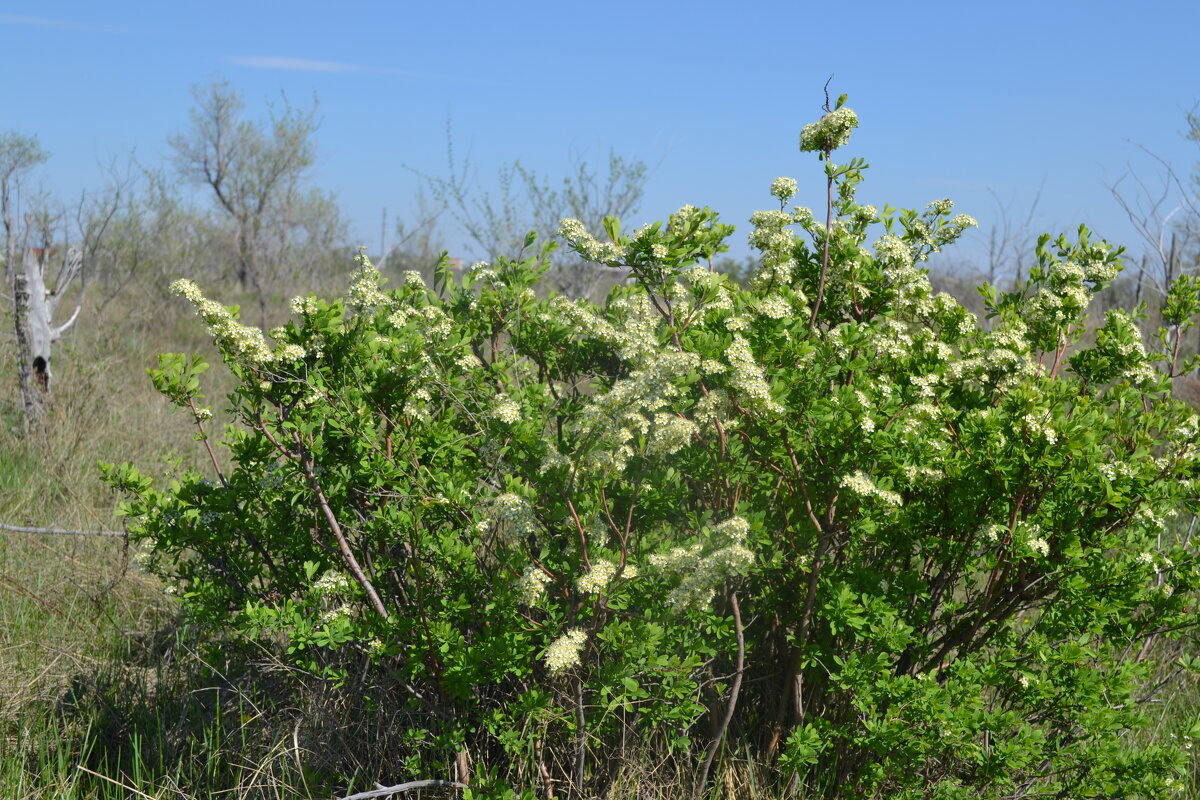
[291,431,389,619]
[809,163,836,326]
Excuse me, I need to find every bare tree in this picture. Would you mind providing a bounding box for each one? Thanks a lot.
[1107,142,1199,303]
[980,185,1045,289]
[169,79,343,323]
[412,124,652,298]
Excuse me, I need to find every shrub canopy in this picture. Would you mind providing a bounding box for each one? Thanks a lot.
[107,102,1200,800]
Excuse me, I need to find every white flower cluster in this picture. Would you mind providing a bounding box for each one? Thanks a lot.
[874,234,945,316]
[493,493,538,540]
[1136,503,1169,531]
[276,343,306,361]
[874,235,914,270]
[693,388,733,429]
[558,217,628,265]
[170,279,285,366]
[491,397,521,425]
[758,295,793,319]
[387,306,414,328]
[946,319,1039,389]
[668,204,702,236]
[549,293,659,366]
[290,295,318,316]
[577,558,618,594]
[869,319,915,362]
[649,516,755,611]
[545,628,587,673]
[854,204,879,223]
[951,213,978,230]
[347,249,390,311]
[799,107,859,152]
[467,261,496,281]
[1021,412,1058,445]
[927,199,954,216]
[419,305,452,339]
[715,516,750,540]
[387,302,452,342]
[748,208,798,287]
[1027,537,1050,557]
[647,413,698,456]
[902,464,942,483]
[576,349,699,473]
[319,604,352,626]
[726,335,783,415]
[403,387,432,422]
[770,176,798,203]
[909,373,939,398]
[313,571,353,596]
[839,470,903,507]
[682,264,721,292]
[131,549,153,572]
[1011,520,1051,558]
[517,564,551,606]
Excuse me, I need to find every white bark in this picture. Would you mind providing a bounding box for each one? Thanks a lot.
[14,246,81,423]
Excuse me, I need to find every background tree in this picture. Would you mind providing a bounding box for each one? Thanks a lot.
[0,132,47,283]
[169,79,345,324]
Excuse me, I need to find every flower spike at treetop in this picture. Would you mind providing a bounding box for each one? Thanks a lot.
[799,106,858,153]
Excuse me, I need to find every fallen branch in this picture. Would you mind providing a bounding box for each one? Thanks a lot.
[334,779,467,800]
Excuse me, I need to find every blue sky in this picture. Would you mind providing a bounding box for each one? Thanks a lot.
[2,1,1198,269]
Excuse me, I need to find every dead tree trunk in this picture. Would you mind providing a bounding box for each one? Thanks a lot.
[12,246,82,429]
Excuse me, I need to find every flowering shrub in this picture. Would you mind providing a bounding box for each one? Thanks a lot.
[104,100,1200,799]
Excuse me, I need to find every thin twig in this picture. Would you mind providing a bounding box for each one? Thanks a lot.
[187,396,228,488]
[75,766,158,800]
[574,675,587,793]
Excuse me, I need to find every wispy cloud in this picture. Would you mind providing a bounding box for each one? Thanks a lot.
[228,56,365,73]
[228,55,475,84]
[0,13,132,34]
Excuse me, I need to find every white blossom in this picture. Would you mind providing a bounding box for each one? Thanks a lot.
[545,628,588,673]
